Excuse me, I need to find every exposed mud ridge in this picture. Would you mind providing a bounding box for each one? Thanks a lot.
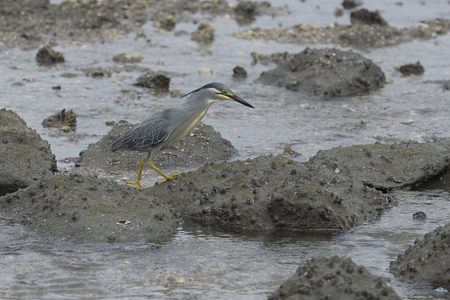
[149,140,450,232]
[0,0,281,49]
[258,48,385,97]
[0,174,178,243]
[390,222,450,289]
[235,18,450,49]
[269,256,400,300]
[0,109,56,196]
[79,122,237,173]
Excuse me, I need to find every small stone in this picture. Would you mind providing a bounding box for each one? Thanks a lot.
[36,45,65,66]
[233,66,248,79]
[234,1,258,24]
[413,211,427,220]
[112,53,143,63]
[42,109,77,130]
[61,72,79,78]
[397,61,425,76]
[83,68,112,78]
[154,15,176,31]
[442,81,450,91]
[134,72,170,94]
[342,0,363,9]
[350,9,388,26]
[335,8,344,17]
[191,21,215,44]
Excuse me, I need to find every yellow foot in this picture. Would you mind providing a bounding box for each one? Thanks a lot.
[156,172,182,185]
[125,180,144,189]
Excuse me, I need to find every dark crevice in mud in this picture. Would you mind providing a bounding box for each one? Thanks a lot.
[412,166,450,192]
[362,181,390,193]
[0,183,27,198]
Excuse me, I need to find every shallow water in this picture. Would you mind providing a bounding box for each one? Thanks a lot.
[1,0,450,299]
[0,190,449,299]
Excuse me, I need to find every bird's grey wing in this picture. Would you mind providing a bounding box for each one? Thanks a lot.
[111,110,170,151]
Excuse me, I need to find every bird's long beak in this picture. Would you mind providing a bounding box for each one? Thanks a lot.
[231,94,254,108]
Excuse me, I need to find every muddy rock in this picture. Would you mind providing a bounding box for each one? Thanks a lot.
[309,140,450,192]
[350,9,388,26]
[0,0,280,49]
[270,256,400,300]
[234,1,272,24]
[390,222,450,288]
[191,21,215,44]
[82,67,112,78]
[0,174,177,243]
[36,45,65,66]
[232,66,248,79]
[251,51,295,66]
[397,61,425,76]
[154,15,176,31]
[134,72,170,94]
[334,8,344,17]
[79,122,237,173]
[235,19,450,49]
[113,53,144,63]
[42,109,77,131]
[413,211,427,220]
[149,140,449,231]
[0,109,56,196]
[342,0,363,9]
[149,153,387,231]
[258,47,385,97]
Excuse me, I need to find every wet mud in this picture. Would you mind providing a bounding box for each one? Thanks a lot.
[0,0,281,49]
[79,122,237,173]
[258,47,385,97]
[1,0,450,298]
[235,18,450,49]
[390,222,450,289]
[150,140,450,232]
[270,256,400,300]
[0,109,56,196]
[0,174,178,243]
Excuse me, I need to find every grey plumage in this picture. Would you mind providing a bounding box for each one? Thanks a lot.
[111,110,170,152]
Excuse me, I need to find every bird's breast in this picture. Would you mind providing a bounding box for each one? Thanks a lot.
[168,108,208,147]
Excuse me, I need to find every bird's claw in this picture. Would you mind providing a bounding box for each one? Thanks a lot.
[156,172,182,185]
[125,180,144,189]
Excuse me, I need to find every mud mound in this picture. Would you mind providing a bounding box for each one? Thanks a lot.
[0,109,56,196]
[0,0,281,48]
[79,122,237,173]
[0,174,177,243]
[390,222,450,288]
[258,48,385,97]
[150,154,387,231]
[309,140,450,192]
[149,140,450,232]
[235,19,450,49]
[270,256,400,300]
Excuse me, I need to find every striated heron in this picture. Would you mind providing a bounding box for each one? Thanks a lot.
[111,82,254,188]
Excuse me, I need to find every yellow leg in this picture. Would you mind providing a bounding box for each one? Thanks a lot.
[126,159,146,189]
[148,161,181,184]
